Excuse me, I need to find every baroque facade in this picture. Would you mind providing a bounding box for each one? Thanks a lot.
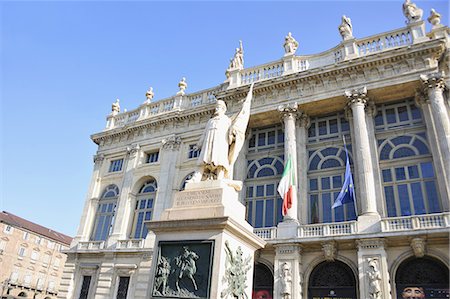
[61,3,449,299]
[0,211,72,299]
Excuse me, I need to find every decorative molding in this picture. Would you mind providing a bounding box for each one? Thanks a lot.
[344,86,368,106]
[161,135,182,150]
[322,241,337,261]
[410,237,426,257]
[126,144,140,157]
[278,102,298,118]
[365,100,377,117]
[275,244,301,256]
[93,153,105,164]
[296,111,311,129]
[414,88,429,106]
[356,238,386,250]
[420,71,446,90]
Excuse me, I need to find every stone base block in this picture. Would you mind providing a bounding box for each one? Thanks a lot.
[276,219,300,239]
[357,213,381,234]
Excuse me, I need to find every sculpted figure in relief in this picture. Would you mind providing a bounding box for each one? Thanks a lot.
[367,258,382,299]
[403,0,423,23]
[188,83,254,182]
[338,15,353,40]
[283,32,298,55]
[280,262,292,299]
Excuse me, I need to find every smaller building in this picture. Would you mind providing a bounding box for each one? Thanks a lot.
[0,211,72,299]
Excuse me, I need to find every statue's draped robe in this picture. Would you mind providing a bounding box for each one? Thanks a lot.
[197,114,232,171]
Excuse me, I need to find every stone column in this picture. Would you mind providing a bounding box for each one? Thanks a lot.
[277,103,299,238]
[109,144,140,245]
[153,135,181,220]
[415,91,450,211]
[420,73,450,187]
[356,239,391,299]
[296,112,310,224]
[344,87,380,232]
[73,154,104,244]
[274,244,303,299]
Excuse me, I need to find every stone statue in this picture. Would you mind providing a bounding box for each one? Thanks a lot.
[403,0,423,23]
[338,15,353,40]
[228,40,244,70]
[367,258,382,299]
[283,32,298,55]
[188,83,254,182]
[111,99,120,115]
[145,87,154,103]
[177,77,188,96]
[173,246,199,293]
[221,241,252,299]
[428,9,442,28]
[280,262,292,299]
[153,256,171,296]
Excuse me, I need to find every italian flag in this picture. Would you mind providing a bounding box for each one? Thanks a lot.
[277,157,296,216]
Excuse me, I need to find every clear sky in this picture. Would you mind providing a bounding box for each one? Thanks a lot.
[1,0,448,237]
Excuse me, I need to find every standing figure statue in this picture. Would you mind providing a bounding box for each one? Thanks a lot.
[283,32,298,55]
[173,246,199,293]
[188,83,254,182]
[403,0,423,23]
[280,262,292,299]
[338,15,353,40]
[228,40,244,70]
[367,258,382,299]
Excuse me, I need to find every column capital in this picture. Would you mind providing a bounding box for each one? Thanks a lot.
[278,102,298,119]
[420,72,446,90]
[93,153,105,164]
[344,86,368,107]
[296,111,311,129]
[126,144,140,158]
[161,135,182,150]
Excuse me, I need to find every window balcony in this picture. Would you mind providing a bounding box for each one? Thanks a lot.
[381,212,450,232]
[77,241,105,251]
[116,239,145,250]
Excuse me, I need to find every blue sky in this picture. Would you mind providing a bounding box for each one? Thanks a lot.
[1,1,448,236]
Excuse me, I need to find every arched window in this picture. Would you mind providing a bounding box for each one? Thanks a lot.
[245,156,284,228]
[308,260,357,298]
[91,184,119,241]
[308,146,356,223]
[180,172,195,191]
[378,134,440,216]
[252,263,273,298]
[132,179,157,239]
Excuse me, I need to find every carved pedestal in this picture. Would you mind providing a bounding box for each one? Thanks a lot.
[146,180,265,299]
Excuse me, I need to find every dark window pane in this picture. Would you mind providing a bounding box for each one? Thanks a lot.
[309,179,318,191]
[395,167,406,181]
[346,201,357,220]
[384,186,396,217]
[408,165,419,179]
[116,277,130,299]
[393,147,416,159]
[255,201,264,228]
[309,155,321,170]
[392,136,412,146]
[386,108,396,124]
[266,184,275,196]
[257,167,275,177]
[321,147,338,157]
[321,159,341,169]
[321,177,331,190]
[334,192,344,222]
[374,113,384,126]
[308,123,316,137]
[382,169,392,182]
[265,199,274,227]
[246,186,253,198]
[246,201,253,224]
[147,199,153,208]
[145,211,152,220]
[398,106,408,121]
[276,198,283,225]
[259,157,274,165]
[267,131,275,145]
[411,105,421,119]
[79,276,92,299]
[380,143,392,160]
[411,183,425,215]
[425,181,440,213]
[258,133,265,146]
[341,118,349,131]
[398,184,411,216]
[274,160,284,175]
[277,130,284,144]
[333,176,342,188]
[413,139,429,155]
[248,164,258,178]
[318,121,327,135]
[329,119,338,133]
[322,193,332,223]
[256,186,264,197]
[310,195,319,224]
[421,162,434,178]
[249,135,255,148]
[139,200,146,209]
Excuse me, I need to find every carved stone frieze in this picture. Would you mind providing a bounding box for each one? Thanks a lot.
[275,244,300,256]
[344,86,368,107]
[356,238,386,250]
[322,241,337,261]
[410,237,426,257]
[161,135,182,150]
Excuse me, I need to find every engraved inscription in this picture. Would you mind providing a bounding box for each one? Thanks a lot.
[174,189,223,207]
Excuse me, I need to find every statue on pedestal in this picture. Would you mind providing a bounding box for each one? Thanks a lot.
[228,40,244,70]
[188,83,254,182]
[338,15,353,40]
[403,0,423,23]
[283,32,298,55]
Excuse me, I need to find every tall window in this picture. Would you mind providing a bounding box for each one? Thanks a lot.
[245,156,284,228]
[109,159,124,172]
[132,179,157,239]
[376,100,440,217]
[308,113,350,143]
[116,277,130,299]
[79,275,92,299]
[92,185,119,241]
[146,151,159,163]
[248,126,284,153]
[188,144,200,159]
[308,146,357,223]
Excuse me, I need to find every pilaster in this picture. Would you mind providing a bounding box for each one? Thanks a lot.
[277,103,299,238]
[274,244,302,299]
[153,135,182,220]
[344,87,381,233]
[296,112,310,225]
[356,239,391,299]
[408,20,428,44]
[109,144,141,245]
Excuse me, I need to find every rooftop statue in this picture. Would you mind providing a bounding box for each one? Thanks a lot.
[283,32,298,55]
[428,9,442,28]
[145,87,154,103]
[188,83,254,182]
[338,15,353,40]
[111,99,120,115]
[403,0,423,23]
[228,40,244,70]
[177,77,187,96]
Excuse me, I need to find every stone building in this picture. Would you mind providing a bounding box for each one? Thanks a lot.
[60,2,449,299]
[0,211,72,299]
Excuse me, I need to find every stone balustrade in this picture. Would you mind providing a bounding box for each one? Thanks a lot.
[357,27,412,56]
[77,241,105,250]
[299,221,357,237]
[381,212,450,232]
[116,239,145,250]
[254,227,277,240]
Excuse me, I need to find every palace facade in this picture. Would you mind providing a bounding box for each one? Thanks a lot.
[60,3,449,299]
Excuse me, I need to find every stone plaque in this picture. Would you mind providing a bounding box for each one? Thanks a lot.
[174,189,223,208]
[152,240,214,299]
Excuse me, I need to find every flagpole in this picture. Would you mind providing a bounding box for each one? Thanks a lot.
[343,135,358,219]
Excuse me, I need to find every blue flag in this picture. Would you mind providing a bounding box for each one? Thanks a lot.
[332,138,356,209]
